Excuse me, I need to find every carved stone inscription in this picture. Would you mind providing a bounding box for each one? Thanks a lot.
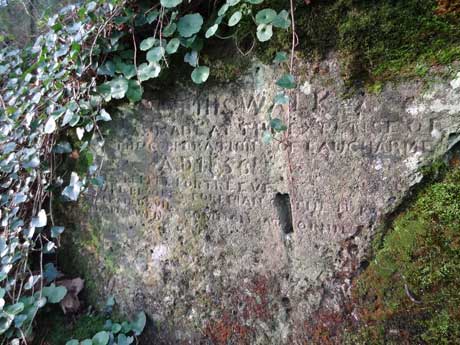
[84,64,460,343]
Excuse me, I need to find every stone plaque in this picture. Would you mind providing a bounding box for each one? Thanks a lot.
[77,60,460,343]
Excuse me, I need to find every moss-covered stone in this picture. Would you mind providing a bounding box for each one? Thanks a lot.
[33,310,106,345]
[301,0,460,82]
[348,149,460,344]
[134,0,460,90]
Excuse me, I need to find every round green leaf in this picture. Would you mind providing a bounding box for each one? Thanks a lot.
[42,284,67,303]
[92,331,109,345]
[5,303,24,316]
[162,23,176,37]
[177,13,203,38]
[256,24,273,42]
[138,62,161,82]
[272,10,291,29]
[270,118,287,132]
[110,77,129,99]
[166,38,180,54]
[51,226,65,238]
[146,46,165,63]
[139,37,156,51]
[119,63,136,79]
[65,340,79,345]
[126,80,143,102]
[205,24,218,38]
[274,93,289,104]
[44,116,56,134]
[160,0,182,8]
[218,4,229,16]
[184,50,198,67]
[81,340,92,345]
[131,311,146,336]
[0,314,13,335]
[276,73,296,89]
[191,66,210,84]
[228,11,242,27]
[112,323,122,334]
[246,0,263,3]
[255,9,277,24]
[262,130,272,144]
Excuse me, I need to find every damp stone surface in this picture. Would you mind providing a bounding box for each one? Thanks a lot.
[72,60,460,343]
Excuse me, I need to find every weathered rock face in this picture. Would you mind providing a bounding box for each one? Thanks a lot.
[73,59,460,343]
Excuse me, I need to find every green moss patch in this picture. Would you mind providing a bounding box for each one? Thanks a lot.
[254,0,460,86]
[349,153,460,344]
[33,310,106,345]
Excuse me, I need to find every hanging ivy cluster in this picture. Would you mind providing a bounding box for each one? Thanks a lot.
[0,0,296,342]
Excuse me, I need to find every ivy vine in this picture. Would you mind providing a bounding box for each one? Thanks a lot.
[0,0,297,342]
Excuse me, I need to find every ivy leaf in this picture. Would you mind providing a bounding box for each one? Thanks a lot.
[24,275,40,290]
[117,334,128,345]
[76,127,84,140]
[86,1,97,11]
[228,11,242,27]
[166,38,180,54]
[112,323,122,334]
[5,303,24,316]
[205,24,218,38]
[218,4,229,16]
[53,142,72,154]
[110,77,129,99]
[146,46,165,63]
[92,331,109,345]
[14,314,28,328]
[191,66,210,84]
[44,241,56,254]
[97,109,112,122]
[97,61,115,76]
[255,9,277,24]
[51,226,65,238]
[262,130,272,144]
[276,73,296,89]
[42,284,67,303]
[180,35,196,48]
[162,23,176,37]
[160,0,182,8]
[272,10,291,29]
[184,50,198,67]
[97,83,112,102]
[119,63,136,79]
[137,62,161,82]
[62,172,82,201]
[146,11,159,23]
[0,315,13,335]
[31,209,47,228]
[131,312,146,336]
[44,116,56,134]
[270,118,287,132]
[126,80,143,103]
[256,24,273,42]
[140,37,156,51]
[273,51,288,63]
[65,340,79,345]
[44,263,59,282]
[177,13,203,38]
[275,93,289,104]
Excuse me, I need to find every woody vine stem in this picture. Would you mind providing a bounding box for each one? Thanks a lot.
[285,0,298,232]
